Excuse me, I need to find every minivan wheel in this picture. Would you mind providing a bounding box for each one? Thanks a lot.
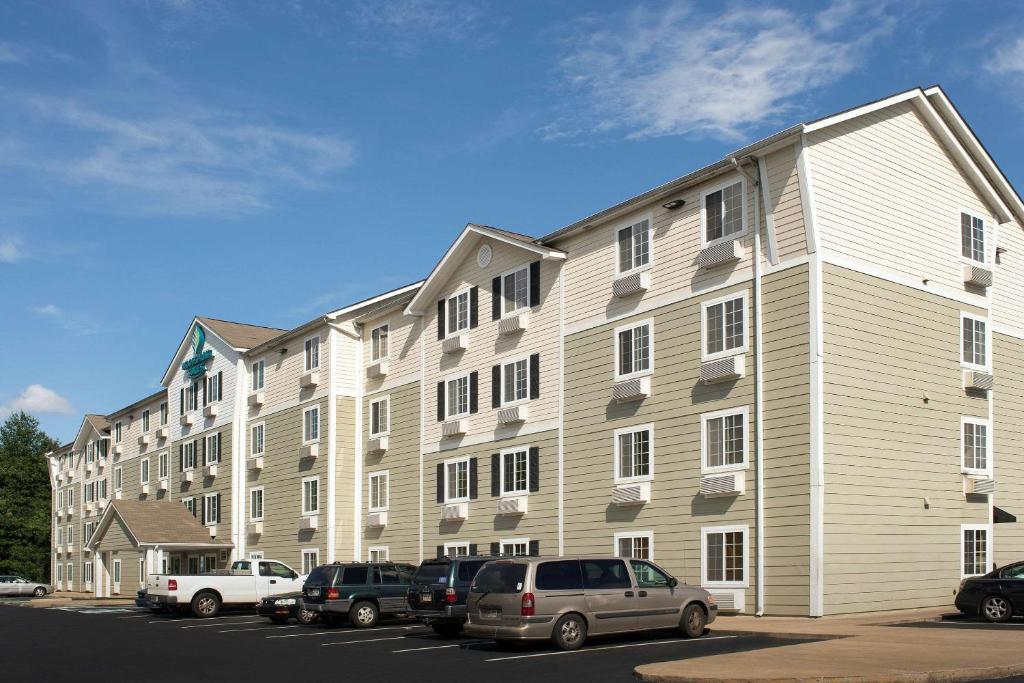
[431,621,464,638]
[680,604,707,638]
[349,601,379,628]
[190,591,221,618]
[551,613,587,651]
[981,595,1012,623]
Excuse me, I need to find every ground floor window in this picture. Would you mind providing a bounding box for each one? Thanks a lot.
[962,524,990,577]
[444,542,470,557]
[139,559,146,586]
[368,546,389,562]
[56,564,63,585]
[84,562,93,586]
[500,538,529,557]
[302,549,319,575]
[614,531,653,560]
[702,525,747,586]
[113,559,121,586]
[66,564,73,586]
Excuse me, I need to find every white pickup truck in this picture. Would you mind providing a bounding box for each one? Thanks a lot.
[146,559,306,617]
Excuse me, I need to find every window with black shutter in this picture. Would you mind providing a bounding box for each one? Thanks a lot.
[469,371,478,414]
[468,457,478,499]
[529,261,540,307]
[436,382,445,422]
[491,365,501,409]
[490,453,500,497]
[437,300,446,340]
[469,286,479,329]
[490,542,500,556]
[469,543,478,557]
[529,353,540,400]
[529,447,540,493]
[528,540,539,556]
[491,277,501,320]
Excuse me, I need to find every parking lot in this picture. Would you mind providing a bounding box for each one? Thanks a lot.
[0,604,816,682]
[891,614,1024,631]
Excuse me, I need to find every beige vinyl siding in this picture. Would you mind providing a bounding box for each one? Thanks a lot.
[334,396,356,562]
[332,326,360,397]
[808,101,998,293]
[762,143,808,262]
[169,425,233,542]
[993,332,1024,566]
[362,382,420,562]
[253,323,331,417]
[363,312,420,389]
[821,263,989,615]
[992,221,1024,329]
[92,517,142,595]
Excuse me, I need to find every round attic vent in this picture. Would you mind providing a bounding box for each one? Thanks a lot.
[477,244,492,269]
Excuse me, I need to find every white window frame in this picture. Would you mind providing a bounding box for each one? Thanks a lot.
[205,434,220,465]
[960,209,987,265]
[368,546,389,562]
[183,440,196,471]
[249,486,264,521]
[112,558,121,586]
[445,288,470,338]
[140,458,150,485]
[444,373,470,420]
[961,416,992,476]
[499,263,531,317]
[614,214,654,276]
[67,525,74,545]
[113,466,123,493]
[500,537,530,557]
[700,176,747,248]
[301,548,320,575]
[141,410,150,433]
[84,562,93,587]
[57,527,64,546]
[701,291,748,362]
[182,497,195,516]
[303,406,320,445]
[443,542,470,557]
[613,530,654,559]
[369,396,390,437]
[443,456,471,504]
[114,422,122,444]
[251,422,265,457]
[139,558,146,586]
[499,446,530,496]
[251,359,265,391]
[301,476,320,516]
[500,355,530,407]
[613,318,654,381]
[368,470,389,512]
[961,523,992,578]
[700,406,749,474]
[613,424,654,484]
[158,451,168,481]
[701,524,749,588]
[304,335,320,372]
[66,563,73,585]
[202,493,219,527]
[371,324,389,362]
[960,312,990,371]
[160,402,168,427]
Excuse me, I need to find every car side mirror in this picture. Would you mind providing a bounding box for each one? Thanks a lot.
[668,577,678,588]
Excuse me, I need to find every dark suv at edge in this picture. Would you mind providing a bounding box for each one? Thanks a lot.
[302,562,416,627]
[406,556,498,637]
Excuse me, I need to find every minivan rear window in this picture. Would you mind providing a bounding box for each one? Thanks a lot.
[471,562,527,594]
[535,560,583,590]
[305,566,338,585]
[341,566,369,584]
[413,562,450,584]
[456,560,487,583]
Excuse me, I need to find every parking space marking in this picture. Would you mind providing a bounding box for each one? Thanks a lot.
[936,621,1024,627]
[147,614,262,624]
[321,636,416,647]
[219,625,301,633]
[181,620,264,629]
[392,642,492,653]
[483,635,738,662]
[267,625,423,639]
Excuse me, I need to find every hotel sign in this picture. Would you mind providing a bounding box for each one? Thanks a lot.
[181,325,213,379]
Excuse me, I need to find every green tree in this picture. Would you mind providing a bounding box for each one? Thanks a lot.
[0,411,59,581]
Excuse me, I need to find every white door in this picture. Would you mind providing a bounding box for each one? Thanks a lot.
[112,559,121,595]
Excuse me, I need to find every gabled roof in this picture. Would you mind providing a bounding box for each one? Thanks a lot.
[88,499,233,550]
[106,389,167,420]
[72,414,110,451]
[160,316,286,386]
[405,223,566,316]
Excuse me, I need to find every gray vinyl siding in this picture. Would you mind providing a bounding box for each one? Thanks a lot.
[93,517,142,595]
[993,332,1024,567]
[170,425,233,543]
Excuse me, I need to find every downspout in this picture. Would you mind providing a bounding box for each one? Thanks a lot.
[731,156,766,617]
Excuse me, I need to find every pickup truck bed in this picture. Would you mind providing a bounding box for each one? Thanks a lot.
[146,559,305,617]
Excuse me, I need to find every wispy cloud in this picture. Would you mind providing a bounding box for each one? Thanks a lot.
[349,0,484,54]
[986,37,1024,75]
[30,303,99,336]
[0,384,75,419]
[549,0,898,141]
[0,41,27,64]
[0,234,25,263]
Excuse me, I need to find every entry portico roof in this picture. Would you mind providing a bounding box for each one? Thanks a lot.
[88,499,233,551]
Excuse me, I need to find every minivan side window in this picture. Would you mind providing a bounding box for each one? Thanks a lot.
[629,560,671,588]
[581,559,631,589]
[535,560,584,591]
[470,563,527,593]
[342,566,369,584]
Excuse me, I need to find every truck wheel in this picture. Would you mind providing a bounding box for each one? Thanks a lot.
[349,601,379,628]
[431,621,464,638]
[191,591,221,618]
[680,603,707,638]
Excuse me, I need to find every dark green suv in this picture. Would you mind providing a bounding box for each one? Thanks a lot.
[406,555,499,637]
[301,562,416,628]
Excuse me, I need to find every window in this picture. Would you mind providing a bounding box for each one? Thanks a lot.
[202,493,221,526]
[371,325,389,361]
[182,497,196,517]
[615,531,653,560]
[160,402,168,426]
[444,542,470,557]
[303,406,320,444]
[57,527,64,545]
[703,179,745,244]
[630,559,672,588]
[302,477,319,515]
[581,559,631,589]
[251,423,265,456]
[500,538,529,557]
[446,290,469,336]
[501,265,529,315]
[182,441,196,470]
[84,562,93,585]
[250,487,264,521]
[962,417,990,474]
[501,448,528,495]
[444,458,470,502]
[502,358,529,405]
[205,434,220,465]
[961,212,985,263]
[617,218,651,273]
[370,397,389,437]
[140,458,150,485]
[85,481,95,502]
[114,422,122,444]
[67,488,74,506]
[206,373,221,403]
[302,549,319,575]
[56,564,63,584]
[615,425,653,482]
[702,407,748,472]
[961,313,988,369]
[158,452,168,480]
[66,564,73,584]
[113,559,121,585]
[304,336,320,371]
[251,359,265,391]
[83,522,93,544]
[703,293,746,360]
[368,471,389,511]
[113,467,122,492]
[702,526,747,586]
[368,546,389,562]
[67,525,74,545]
[98,477,107,500]
[615,320,652,379]
[184,381,199,412]
[142,410,150,433]
[962,525,990,577]
[139,558,146,586]
[446,375,469,419]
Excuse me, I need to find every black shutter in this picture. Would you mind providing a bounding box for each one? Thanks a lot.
[436,382,445,422]
[490,542,500,556]
[528,540,539,556]
[469,457,478,499]
[437,300,445,340]
[436,545,444,558]
[178,445,183,472]
[469,543,478,557]
[529,261,541,307]
[618,225,631,272]
[201,436,207,466]
[490,453,500,497]
[529,353,540,400]
[491,276,501,321]
[202,380,207,406]
[491,365,501,409]
[216,493,222,524]
[217,371,223,401]
[217,432,223,460]
[179,389,184,415]
[469,371,478,414]
[469,286,479,329]
[529,447,540,493]
[436,463,444,503]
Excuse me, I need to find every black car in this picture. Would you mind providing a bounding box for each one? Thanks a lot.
[301,562,416,628]
[257,592,318,625]
[955,561,1024,622]
[406,555,498,637]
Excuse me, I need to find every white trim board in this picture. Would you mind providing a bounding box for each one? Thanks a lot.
[424,421,560,455]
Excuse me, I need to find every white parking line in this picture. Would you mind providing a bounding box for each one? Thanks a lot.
[181,620,264,629]
[267,625,424,639]
[483,635,738,662]
[147,615,260,624]
[392,641,492,653]
[936,621,1024,627]
[321,636,414,647]
[219,625,301,633]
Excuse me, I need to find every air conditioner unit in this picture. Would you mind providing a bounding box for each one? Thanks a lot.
[248,391,265,407]
[300,371,320,388]
[248,456,264,471]
[442,333,468,354]
[84,502,95,514]
[442,419,468,437]
[708,589,744,612]
[697,239,745,269]
[497,405,528,425]
[367,360,390,379]
[700,355,746,384]
[299,516,318,531]
[611,482,651,506]
[55,473,63,485]
[65,505,74,516]
[180,413,193,427]
[65,544,74,554]
[963,370,994,392]
[497,496,528,516]
[300,444,319,460]
[204,464,218,478]
[138,435,150,447]
[182,470,194,483]
[140,484,150,495]
[156,427,169,440]
[66,471,75,481]
[367,436,389,455]
[85,463,94,475]
[964,475,995,496]
[612,270,651,299]
[612,376,651,403]
[112,444,123,456]
[208,525,217,538]
[247,521,263,536]
[158,479,168,492]
[700,471,745,498]
[441,503,468,522]
[366,511,388,528]
[962,264,993,288]
[97,499,108,512]
[498,312,530,336]
[203,404,218,418]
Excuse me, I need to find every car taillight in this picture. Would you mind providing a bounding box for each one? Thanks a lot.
[521,592,535,617]
[167,579,177,591]
[445,588,457,604]
[326,588,340,600]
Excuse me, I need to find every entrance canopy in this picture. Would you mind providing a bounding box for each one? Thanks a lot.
[88,499,234,553]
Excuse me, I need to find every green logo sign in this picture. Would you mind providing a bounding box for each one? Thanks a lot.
[181,325,213,379]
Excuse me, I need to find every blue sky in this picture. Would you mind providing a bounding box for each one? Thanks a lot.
[2,0,1023,443]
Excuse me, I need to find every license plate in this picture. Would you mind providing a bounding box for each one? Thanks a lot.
[420,593,432,603]
[307,589,320,597]
[481,608,500,619]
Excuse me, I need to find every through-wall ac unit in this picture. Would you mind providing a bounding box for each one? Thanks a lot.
[962,264,993,288]
[112,444,123,456]
[298,516,318,531]
[442,333,469,354]
[498,312,530,336]
[65,505,74,516]
[963,370,994,392]
[612,376,651,403]
[300,444,319,459]
[204,464,218,478]
[208,525,217,538]
[156,427,169,440]
[497,405,528,425]
[182,471,194,483]
[203,404,218,418]
[85,463,94,475]
[247,521,263,536]
[114,491,122,500]
[97,499,108,511]
[300,371,320,388]
[442,419,468,437]
[700,471,745,498]
[84,502,95,514]
[964,475,995,496]
[180,413,193,427]
[441,502,468,522]
[248,391,265,407]
[248,456,264,471]
[367,436,389,455]
[367,360,390,379]
[138,434,150,447]
[66,471,74,481]
[158,479,168,492]
[700,355,746,384]
[497,496,528,516]
[611,482,651,506]
[708,589,744,612]
[698,240,745,269]
[612,270,651,299]
[366,512,388,528]
[140,484,150,495]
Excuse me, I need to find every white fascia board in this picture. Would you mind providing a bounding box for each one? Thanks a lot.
[326,281,425,321]
[803,88,923,134]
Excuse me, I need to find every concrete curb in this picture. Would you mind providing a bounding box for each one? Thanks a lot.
[633,662,1024,683]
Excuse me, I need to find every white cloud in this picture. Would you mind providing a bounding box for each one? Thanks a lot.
[986,37,1024,75]
[0,235,25,262]
[0,385,75,419]
[349,0,483,54]
[552,1,897,141]
[29,303,98,336]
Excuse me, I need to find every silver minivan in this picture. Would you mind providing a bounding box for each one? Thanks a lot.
[464,556,716,650]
